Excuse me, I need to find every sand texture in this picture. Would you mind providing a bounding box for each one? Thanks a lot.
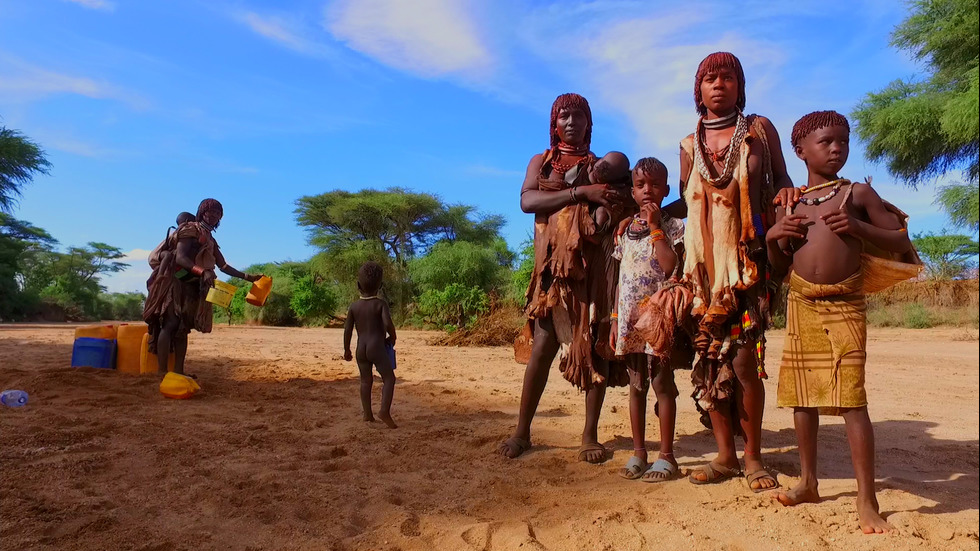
[1,325,977,551]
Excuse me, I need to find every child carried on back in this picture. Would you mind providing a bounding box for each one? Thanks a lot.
[767,110,913,534]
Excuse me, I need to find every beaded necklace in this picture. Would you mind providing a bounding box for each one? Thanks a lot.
[702,110,738,130]
[799,179,847,206]
[694,111,748,186]
[625,216,651,240]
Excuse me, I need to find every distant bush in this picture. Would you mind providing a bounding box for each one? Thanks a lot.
[416,283,489,329]
[902,303,933,329]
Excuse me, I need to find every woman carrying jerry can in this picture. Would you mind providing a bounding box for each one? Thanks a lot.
[143,198,263,378]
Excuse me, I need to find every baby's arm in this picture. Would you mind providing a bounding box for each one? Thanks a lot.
[382,301,396,347]
[821,183,912,253]
[593,206,611,232]
[343,305,354,361]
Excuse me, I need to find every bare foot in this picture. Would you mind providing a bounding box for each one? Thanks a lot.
[776,481,820,506]
[363,412,375,422]
[497,436,532,459]
[743,454,778,490]
[378,413,397,429]
[857,495,892,534]
[577,440,607,464]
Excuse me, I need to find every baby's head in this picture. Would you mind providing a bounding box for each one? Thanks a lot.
[631,157,669,208]
[357,261,384,296]
[176,212,196,225]
[791,110,850,176]
[590,151,631,188]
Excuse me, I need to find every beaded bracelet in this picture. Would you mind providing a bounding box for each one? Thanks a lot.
[610,312,618,320]
[651,229,666,242]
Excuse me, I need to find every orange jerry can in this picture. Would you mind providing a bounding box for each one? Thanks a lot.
[116,324,148,375]
[246,276,273,307]
[140,333,175,374]
[74,324,116,340]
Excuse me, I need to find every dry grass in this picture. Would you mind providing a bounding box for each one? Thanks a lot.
[429,303,524,347]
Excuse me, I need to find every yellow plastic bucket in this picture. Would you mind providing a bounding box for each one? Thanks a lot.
[159,372,201,400]
[246,276,273,307]
[205,280,237,308]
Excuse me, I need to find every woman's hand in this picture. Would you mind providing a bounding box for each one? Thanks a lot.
[773,187,803,208]
[202,269,216,288]
[245,273,263,283]
[579,184,623,209]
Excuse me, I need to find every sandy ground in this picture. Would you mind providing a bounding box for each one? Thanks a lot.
[1,325,977,551]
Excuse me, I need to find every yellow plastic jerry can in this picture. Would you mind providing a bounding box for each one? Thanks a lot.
[159,372,201,400]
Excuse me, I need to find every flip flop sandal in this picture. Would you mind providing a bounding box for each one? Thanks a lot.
[620,456,648,480]
[688,460,741,485]
[745,469,779,493]
[498,437,532,459]
[577,442,608,464]
[641,458,679,483]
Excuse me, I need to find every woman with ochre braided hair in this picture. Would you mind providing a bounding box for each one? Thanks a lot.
[143,198,263,375]
[499,93,631,463]
[674,52,799,491]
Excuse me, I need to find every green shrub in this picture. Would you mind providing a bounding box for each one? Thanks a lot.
[290,274,340,325]
[416,283,489,329]
[902,303,933,329]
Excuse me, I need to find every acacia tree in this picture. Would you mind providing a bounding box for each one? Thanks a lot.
[912,232,979,279]
[935,181,979,230]
[1,126,51,212]
[296,188,509,319]
[852,0,979,187]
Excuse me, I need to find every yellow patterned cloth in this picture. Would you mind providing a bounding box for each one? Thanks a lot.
[777,271,867,415]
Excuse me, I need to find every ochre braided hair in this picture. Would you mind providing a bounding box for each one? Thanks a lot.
[694,52,746,116]
[632,157,668,181]
[791,110,850,148]
[550,93,593,149]
[196,198,223,229]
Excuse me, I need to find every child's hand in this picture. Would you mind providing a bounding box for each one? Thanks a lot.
[343,349,353,362]
[820,211,860,236]
[774,187,803,208]
[768,214,808,241]
[640,203,662,229]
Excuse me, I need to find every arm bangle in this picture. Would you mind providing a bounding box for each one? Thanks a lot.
[610,312,618,320]
[190,265,205,277]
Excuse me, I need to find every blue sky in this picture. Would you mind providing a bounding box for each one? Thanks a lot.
[0,0,960,293]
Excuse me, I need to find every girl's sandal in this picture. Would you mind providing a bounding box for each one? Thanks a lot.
[620,456,648,480]
[688,460,741,485]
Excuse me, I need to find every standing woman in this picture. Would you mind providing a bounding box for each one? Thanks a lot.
[498,93,629,463]
[679,53,794,491]
[143,198,262,375]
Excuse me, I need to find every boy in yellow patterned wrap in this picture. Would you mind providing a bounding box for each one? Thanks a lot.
[766,111,912,534]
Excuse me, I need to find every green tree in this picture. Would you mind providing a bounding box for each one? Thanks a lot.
[38,242,129,319]
[912,231,979,279]
[0,213,57,320]
[295,188,506,263]
[852,0,979,186]
[935,180,979,230]
[1,126,52,213]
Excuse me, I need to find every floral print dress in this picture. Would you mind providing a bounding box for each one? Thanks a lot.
[612,213,685,357]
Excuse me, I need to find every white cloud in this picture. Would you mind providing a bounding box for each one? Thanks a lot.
[63,0,115,11]
[325,0,493,80]
[0,54,148,109]
[236,11,336,58]
[101,249,153,294]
